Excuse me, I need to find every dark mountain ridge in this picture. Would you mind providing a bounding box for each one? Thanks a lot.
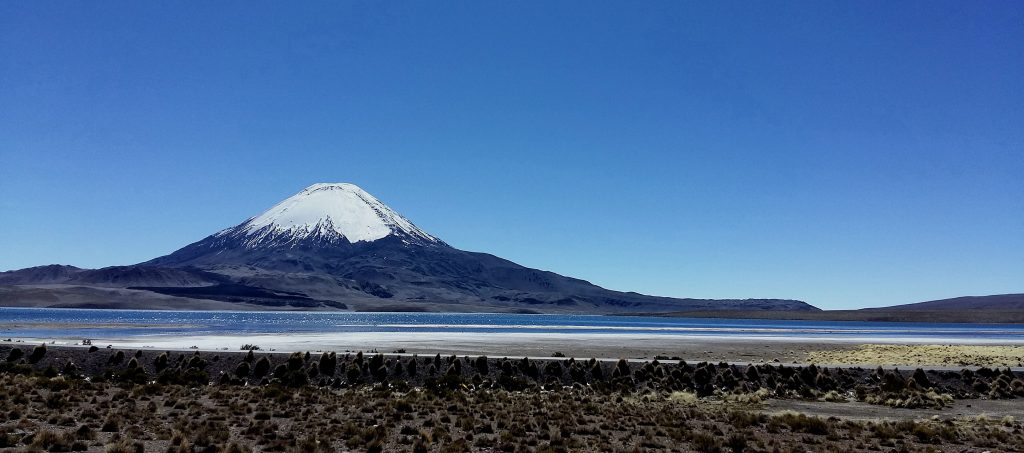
[877,293,1024,311]
[634,293,1024,323]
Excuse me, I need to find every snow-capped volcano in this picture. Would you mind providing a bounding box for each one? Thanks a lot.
[222,183,442,248]
[122,182,818,312]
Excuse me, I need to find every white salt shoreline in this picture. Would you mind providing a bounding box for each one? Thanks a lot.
[7,331,1024,355]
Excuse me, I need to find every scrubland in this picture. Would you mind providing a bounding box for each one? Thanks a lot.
[2,343,1023,452]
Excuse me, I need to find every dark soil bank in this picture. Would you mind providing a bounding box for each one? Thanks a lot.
[2,344,1024,452]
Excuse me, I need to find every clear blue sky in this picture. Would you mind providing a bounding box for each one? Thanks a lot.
[2,1,1022,309]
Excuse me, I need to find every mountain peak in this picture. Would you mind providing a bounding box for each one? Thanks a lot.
[226,182,441,247]
[301,182,364,193]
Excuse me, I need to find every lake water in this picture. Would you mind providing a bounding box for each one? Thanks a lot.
[2,307,1023,345]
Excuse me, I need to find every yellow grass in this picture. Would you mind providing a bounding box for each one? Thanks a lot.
[806,344,1024,367]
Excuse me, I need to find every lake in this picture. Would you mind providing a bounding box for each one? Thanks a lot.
[3,307,1023,346]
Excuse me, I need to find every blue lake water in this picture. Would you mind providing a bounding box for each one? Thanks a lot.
[2,307,1023,344]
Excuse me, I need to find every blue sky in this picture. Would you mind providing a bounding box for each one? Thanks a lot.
[1,1,1022,309]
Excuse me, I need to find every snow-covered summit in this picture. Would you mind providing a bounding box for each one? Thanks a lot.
[224,183,441,247]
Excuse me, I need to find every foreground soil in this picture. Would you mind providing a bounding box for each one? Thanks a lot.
[3,344,1024,452]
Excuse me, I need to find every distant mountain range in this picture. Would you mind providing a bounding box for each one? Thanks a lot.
[0,183,814,313]
[644,293,1024,323]
[880,293,1024,311]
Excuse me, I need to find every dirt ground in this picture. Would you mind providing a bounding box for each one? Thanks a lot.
[3,344,1024,451]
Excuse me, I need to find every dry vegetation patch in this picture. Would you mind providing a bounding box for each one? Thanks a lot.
[807,344,1024,368]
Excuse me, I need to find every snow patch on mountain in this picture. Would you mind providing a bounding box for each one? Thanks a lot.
[225,183,440,246]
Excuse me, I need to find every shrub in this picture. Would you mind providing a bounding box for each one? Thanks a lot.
[5,348,23,362]
[615,359,631,377]
[911,422,942,443]
[283,368,309,387]
[101,415,121,432]
[369,353,385,372]
[154,353,169,372]
[500,359,514,375]
[108,350,125,365]
[42,365,59,378]
[273,364,289,379]
[445,363,459,377]
[346,364,361,383]
[725,433,747,453]
[475,356,489,374]
[287,352,304,371]
[912,368,932,388]
[413,437,428,453]
[690,431,721,453]
[745,365,760,382]
[544,361,562,378]
[319,352,337,377]
[104,437,143,453]
[252,357,271,378]
[187,355,207,370]
[815,372,836,391]
[62,360,79,377]
[670,391,698,405]
[76,424,95,441]
[29,343,47,364]
[235,361,251,377]
[774,412,830,435]
[822,390,847,402]
[30,429,75,451]
[881,371,904,392]
[726,410,764,428]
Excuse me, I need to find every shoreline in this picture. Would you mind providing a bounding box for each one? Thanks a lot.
[6,333,1024,368]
